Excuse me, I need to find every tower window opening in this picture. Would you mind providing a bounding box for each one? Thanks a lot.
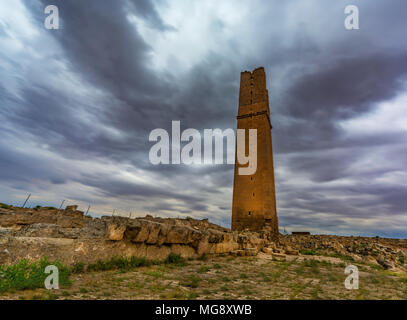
[248,211,252,216]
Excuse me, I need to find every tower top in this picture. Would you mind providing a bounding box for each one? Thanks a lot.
[241,66,265,75]
[239,67,268,107]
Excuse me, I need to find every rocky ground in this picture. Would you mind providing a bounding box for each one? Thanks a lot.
[0,204,407,299]
[2,253,407,300]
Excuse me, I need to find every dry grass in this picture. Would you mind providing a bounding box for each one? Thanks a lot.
[2,254,407,300]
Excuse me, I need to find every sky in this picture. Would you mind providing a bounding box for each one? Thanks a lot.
[0,0,406,237]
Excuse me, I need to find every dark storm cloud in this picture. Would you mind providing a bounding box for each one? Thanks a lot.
[76,172,205,204]
[21,0,239,164]
[26,0,173,125]
[0,137,66,186]
[286,53,407,120]
[272,52,407,154]
[127,0,175,31]
[1,0,407,235]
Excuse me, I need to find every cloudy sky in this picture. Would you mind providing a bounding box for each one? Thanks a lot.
[1,0,406,237]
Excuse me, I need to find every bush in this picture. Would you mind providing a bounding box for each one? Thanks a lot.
[32,206,57,211]
[164,253,186,266]
[0,258,71,292]
[44,207,58,210]
[70,262,85,274]
[0,203,12,209]
[300,249,320,256]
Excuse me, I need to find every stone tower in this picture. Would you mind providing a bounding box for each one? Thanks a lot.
[231,67,278,235]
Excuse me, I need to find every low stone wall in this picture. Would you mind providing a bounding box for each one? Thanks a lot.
[0,206,268,265]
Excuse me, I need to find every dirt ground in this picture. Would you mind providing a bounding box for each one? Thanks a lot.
[1,253,407,300]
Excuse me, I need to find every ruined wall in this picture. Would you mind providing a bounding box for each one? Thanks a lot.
[0,206,268,265]
[232,67,278,235]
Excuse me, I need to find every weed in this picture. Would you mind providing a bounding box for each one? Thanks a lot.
[71,262,85,274]
[87,256,158,272]
[197,266,210,273]
[181,275,201,288]
[300,249,320,256]
[197,253,208,261]
[164,253,186,266]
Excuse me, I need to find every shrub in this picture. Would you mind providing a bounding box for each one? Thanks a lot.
[0,203,12,209]
[197,266,210,273]
[164,253,186,266]
[303,259,319,268]
[44,207,58,210]
[181,275,201,288]
[70,262,85,274]
[300,249,319,256]
[197,253,208,261]
[0,258,70,292]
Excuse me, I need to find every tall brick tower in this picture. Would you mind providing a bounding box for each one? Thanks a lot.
[231,67,278,235]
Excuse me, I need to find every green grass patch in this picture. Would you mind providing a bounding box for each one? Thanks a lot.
[300,249,320,256]
[303,259,320,274]
[86,253,188,273]
[197,266,211,273]
[87,256,159,272]
[0,258,70,293]
[181,275,201,288]
[220,285,230,291]
[143,270,164,279]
